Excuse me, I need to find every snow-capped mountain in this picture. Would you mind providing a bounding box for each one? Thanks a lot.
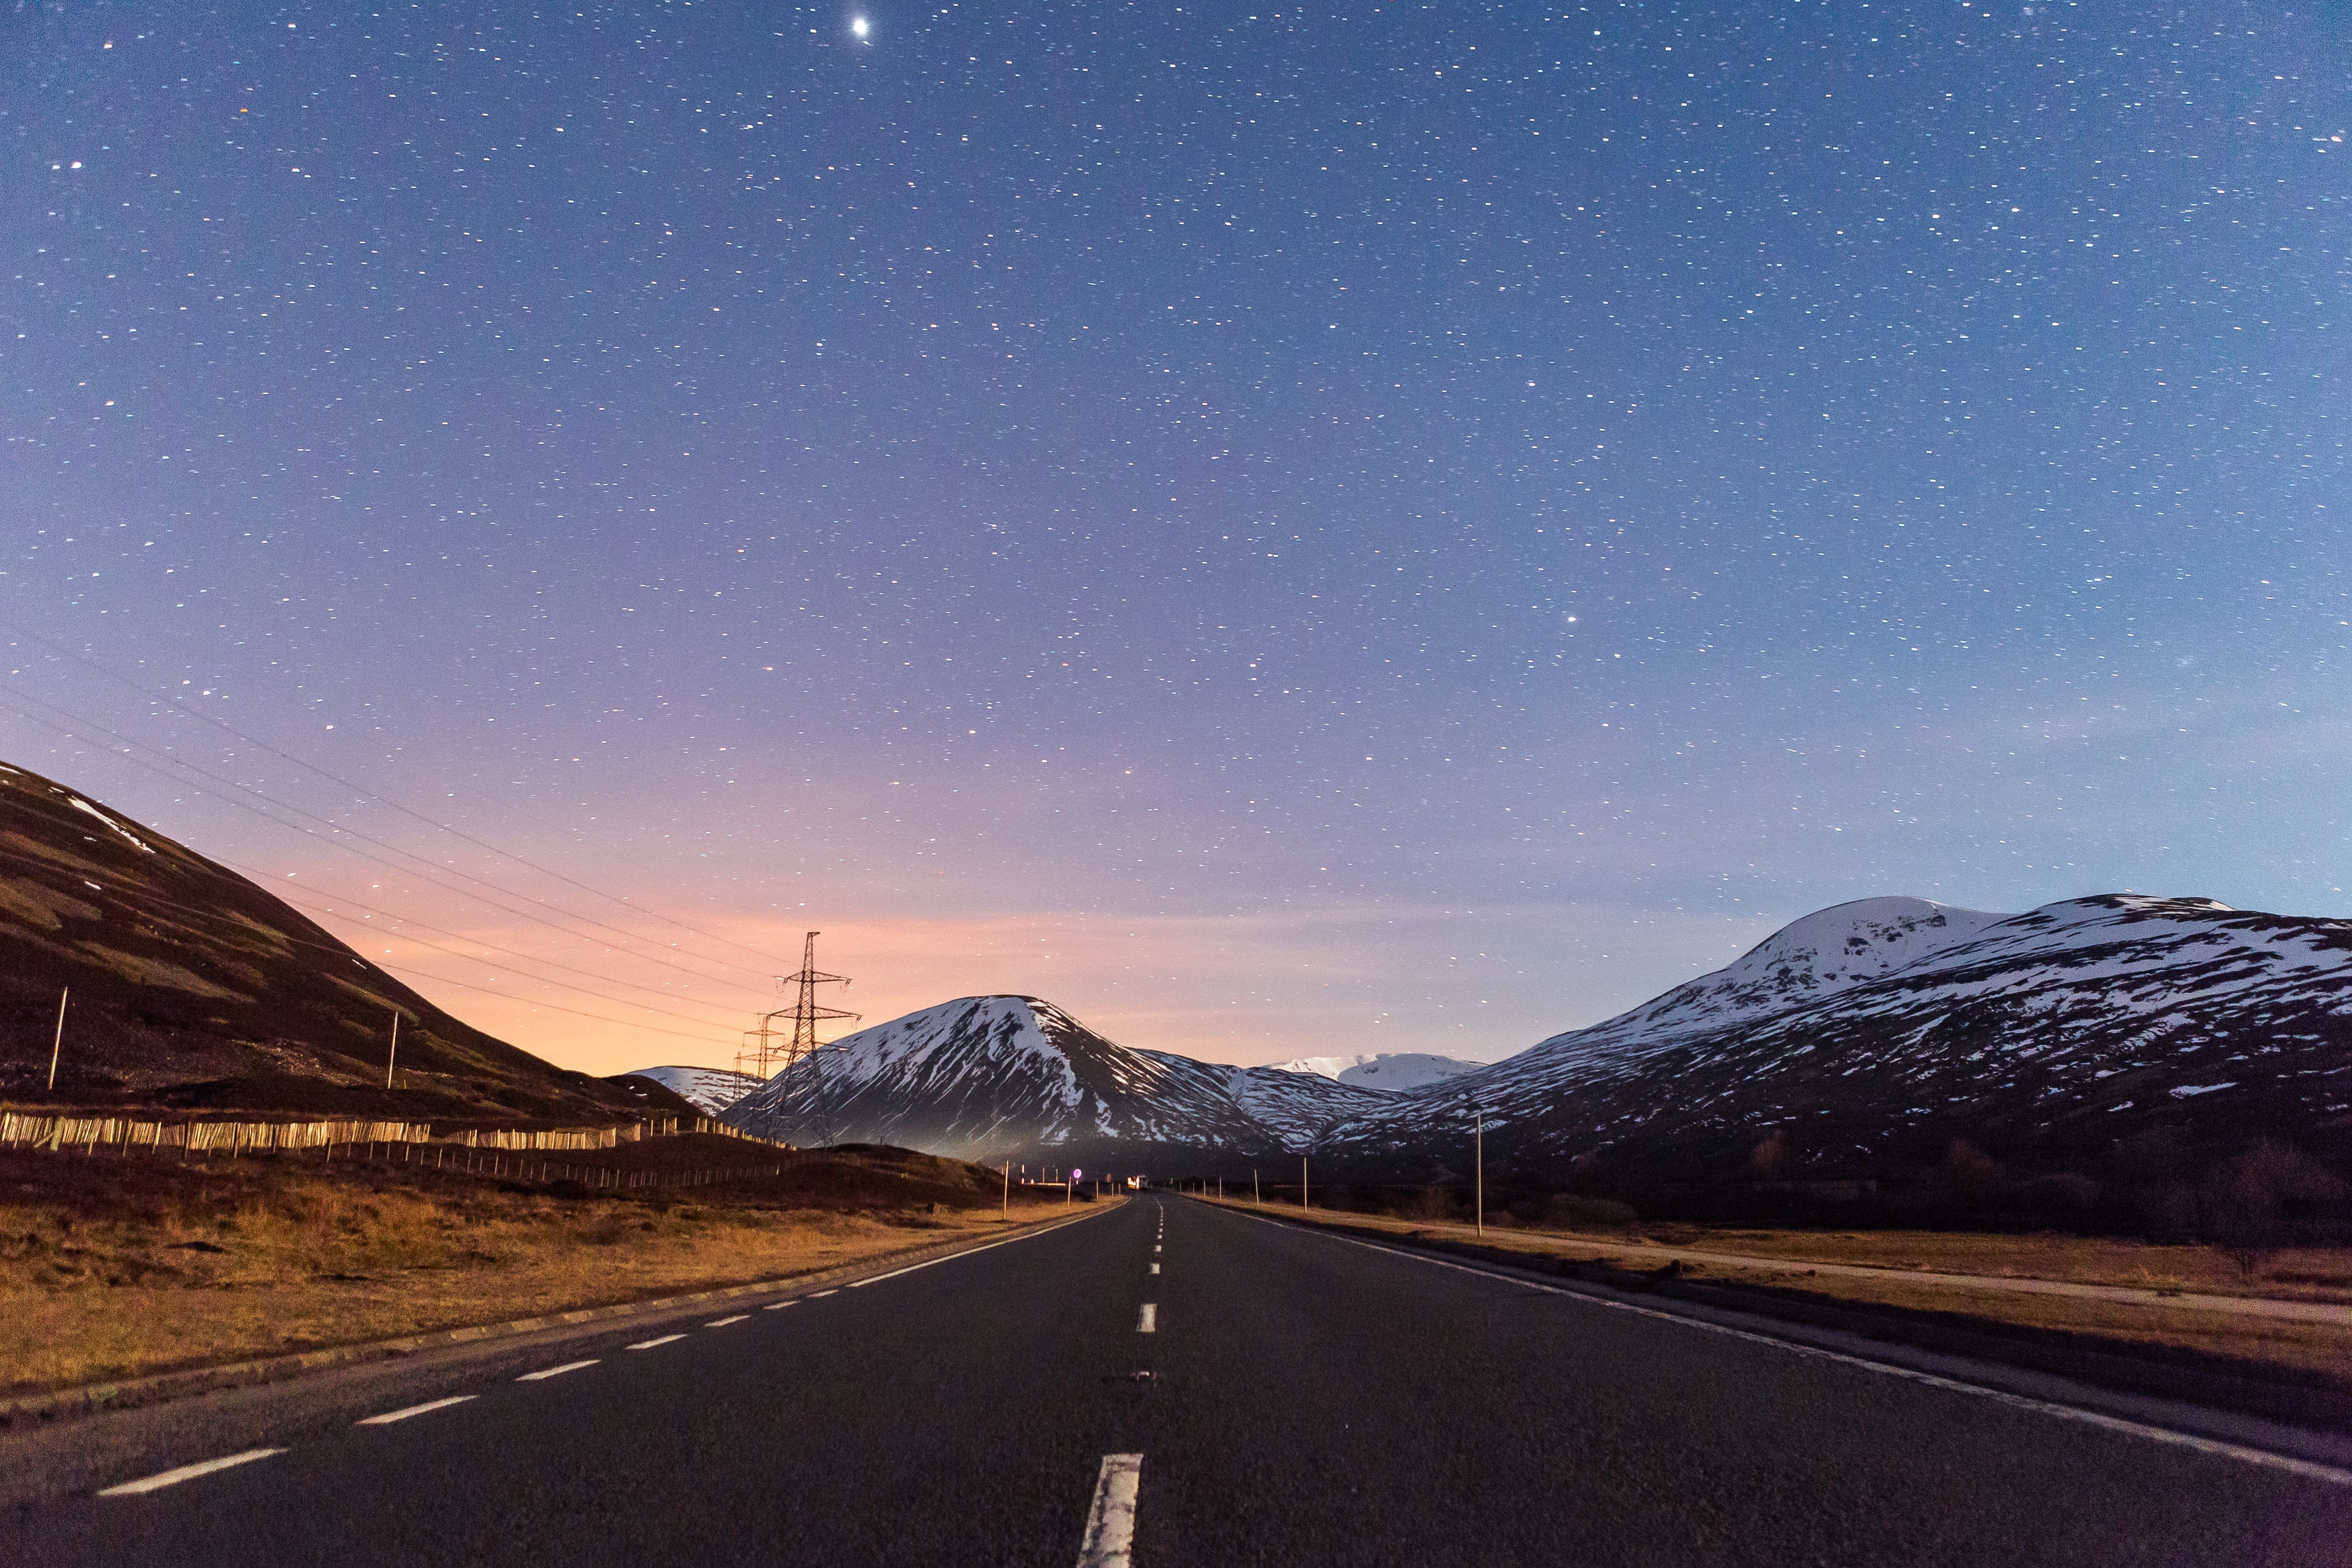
[723,996,1378,1162]
[1318,895,2352,1178]
[625,1065,767,1115]
[1266,1051,1485,1094]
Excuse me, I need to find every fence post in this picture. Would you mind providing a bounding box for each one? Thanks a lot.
[46,987,68,1092]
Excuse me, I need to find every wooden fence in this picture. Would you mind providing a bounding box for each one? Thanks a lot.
[449,1124,634,1151]
[0,1112,432,1154]
[1,1107,793,1165]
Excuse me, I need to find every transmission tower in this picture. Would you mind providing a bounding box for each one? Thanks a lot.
[736,930,859,1082]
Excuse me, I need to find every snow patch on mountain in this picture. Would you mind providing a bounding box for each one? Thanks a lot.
[724,995,1385,1158]
[1266,1051,1486,1093]
[1321,894,2352,1173]
[628,1064,766,1115]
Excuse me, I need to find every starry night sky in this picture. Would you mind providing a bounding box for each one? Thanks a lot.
[4,2,2346,1075]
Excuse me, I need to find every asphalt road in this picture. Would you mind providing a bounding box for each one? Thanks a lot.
[7,1196,2350,1566]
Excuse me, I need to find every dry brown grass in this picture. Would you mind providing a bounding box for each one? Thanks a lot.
[1628,1222,2352,1302]
[0,1143,1082,1397]
[1213,1199,2352,1383]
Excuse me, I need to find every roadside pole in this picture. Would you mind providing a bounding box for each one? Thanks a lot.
[1301,1155,1309,1211]
[385,1010,400,1091]
[1253,1168,1260,1204]
[1002,1160,1010,1215]
[1475,1105,1484,1238]
[46,986,68,1092]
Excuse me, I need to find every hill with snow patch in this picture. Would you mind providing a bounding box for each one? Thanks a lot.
[1317,895,2352,1182]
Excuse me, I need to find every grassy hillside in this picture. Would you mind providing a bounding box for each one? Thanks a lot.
[0,759,674,1124]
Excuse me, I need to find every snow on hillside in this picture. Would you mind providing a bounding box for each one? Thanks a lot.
[726,996,1271,1156]
[1266,1051,1485,1093]
[628,1064,766,1115]
[1320,894,2352,1173]
[722,996,1386,1158]
[1198,1059,1392,1143]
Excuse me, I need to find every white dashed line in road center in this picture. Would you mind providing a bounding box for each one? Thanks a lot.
[764,1299,799,1310]
[99,1449,285,1496]
[705,1315,750,1327]
[810,1289,839,1298]
[1075,1453,1144,1567]
[1149,1263,1160,1274]
[1137,1304,1157,1333]
[517,1359,600,1382]
[358,1396,477,1426]
[628,1335,688,1351]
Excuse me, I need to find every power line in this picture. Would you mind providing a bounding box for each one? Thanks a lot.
[259,880,754,1034]
[0,839,742,1050]
[0,690,783,1004]
[3,622,795,971]
[246,873,750,1023]
[348,964,741,1047]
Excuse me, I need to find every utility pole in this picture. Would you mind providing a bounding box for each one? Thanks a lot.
[47,987,68,1092]
[1473,1102,1485,1238]
[385,1010,400,1091]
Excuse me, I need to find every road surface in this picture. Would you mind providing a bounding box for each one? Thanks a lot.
[6,1196,2348,1565]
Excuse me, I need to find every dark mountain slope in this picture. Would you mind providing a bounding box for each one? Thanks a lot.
[0,759,663,1123]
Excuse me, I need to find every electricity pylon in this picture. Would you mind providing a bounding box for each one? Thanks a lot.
[736,932,858,1143]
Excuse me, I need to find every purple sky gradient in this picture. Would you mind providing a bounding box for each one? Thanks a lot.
[5,2,2346,1075]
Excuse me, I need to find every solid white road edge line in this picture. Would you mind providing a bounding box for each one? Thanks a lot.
[358,1395,477,1425]
[99,1449,285,1496]
[628,1335,689,1350]
[1076,1453,1144,1568]
[517,1359,600,1382]
[1221,1204,2352,1488]
[849,1204,1113,1289]
[1137,1303,1157,1333]
[705,1315,750,1327]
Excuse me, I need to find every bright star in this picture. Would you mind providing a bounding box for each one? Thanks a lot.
[851,15,869,38]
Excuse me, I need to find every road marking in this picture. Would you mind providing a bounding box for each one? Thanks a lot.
[1076,1453,1143,1568]
[358,1395,476,1425]
[1153,1245,1161,1254]
[628,1334,688,1350]
[517,1358,600,1381]
[810,1288,839,1298]
[849,1217,1083,1287]
[1224,1206,2352,1488]
[764,1299,800,1310]
[705,1315,750,1327]
[99,1449,284,1496]
[1137,1303,1157,1333]
[1149,1262,1160,1274]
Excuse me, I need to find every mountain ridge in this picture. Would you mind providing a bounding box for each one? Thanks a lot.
[724,995,1382,1163]
[1322,893,2352,1182]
